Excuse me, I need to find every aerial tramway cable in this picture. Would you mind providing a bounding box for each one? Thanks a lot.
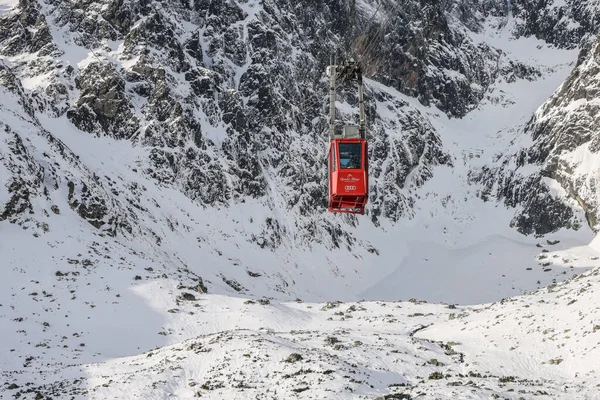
[357,0,403,66]
[323,0,404,215]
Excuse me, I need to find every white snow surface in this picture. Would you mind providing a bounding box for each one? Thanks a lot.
[1,2,600,400]
[592,234,600,252]
[0,0,17,15]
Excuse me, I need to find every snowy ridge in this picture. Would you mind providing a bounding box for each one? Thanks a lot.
[420,262,600,395]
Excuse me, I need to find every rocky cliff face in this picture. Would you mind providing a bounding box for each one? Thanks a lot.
[0,62,141,236]
[510,0,600,48]
[475,36,600,235]
[448,0,599,48]
[1,0,599,249]
[0,0,459,247]
[350,0,506,118]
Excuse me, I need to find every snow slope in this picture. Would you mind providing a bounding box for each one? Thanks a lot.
[419,264,600,398]
[357,24,597,304]
[0,0,17,15]
[4,273,600,399]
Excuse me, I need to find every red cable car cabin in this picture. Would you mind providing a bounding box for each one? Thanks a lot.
[326,59,369,215]
[328,137,368,214]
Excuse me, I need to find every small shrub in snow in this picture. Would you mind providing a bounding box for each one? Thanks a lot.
[427,359,445,367]
[428,371,444,380]
[284,353,302,363]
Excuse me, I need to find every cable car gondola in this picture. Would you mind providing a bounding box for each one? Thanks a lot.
[326,59,368,215]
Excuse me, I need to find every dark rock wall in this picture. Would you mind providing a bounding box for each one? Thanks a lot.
[1,0,454,242]
[0,63,133,235]
[510,0,599,48]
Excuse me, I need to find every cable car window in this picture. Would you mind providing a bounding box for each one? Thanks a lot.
[364,142,368,175]
[339,143,362,169]
[332,143,337,171]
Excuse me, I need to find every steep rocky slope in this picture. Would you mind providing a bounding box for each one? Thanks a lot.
[510,0,600,48]
[1,0,599,243]
[0,0,471,240]
[475,36,600,236]
[0,63,139,236]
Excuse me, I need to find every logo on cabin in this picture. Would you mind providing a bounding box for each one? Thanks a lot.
[344,185,357,191]
[340,174,359,183]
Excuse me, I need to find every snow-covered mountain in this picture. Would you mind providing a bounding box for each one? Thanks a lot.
[1,0,600,398]
[2,0,599,239]
[475,36,600,236]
